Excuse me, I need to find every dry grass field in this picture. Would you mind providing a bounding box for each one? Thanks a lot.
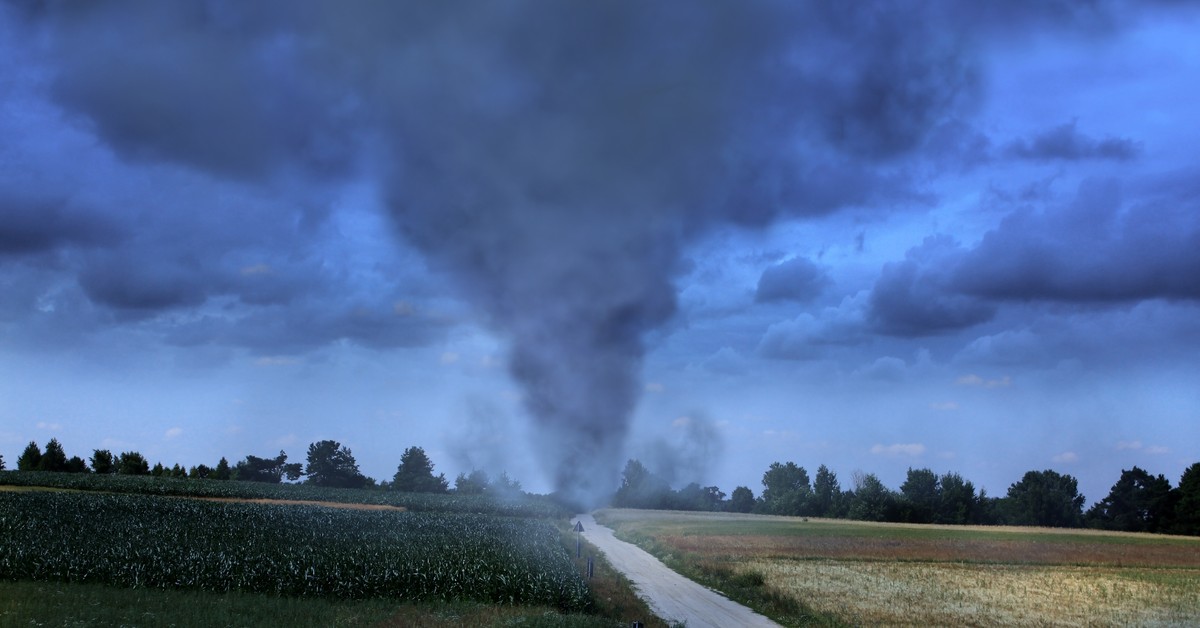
[596,509,1200,626]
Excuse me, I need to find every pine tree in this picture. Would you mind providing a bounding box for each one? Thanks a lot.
[17,441,41,471]
[392,446,448,493]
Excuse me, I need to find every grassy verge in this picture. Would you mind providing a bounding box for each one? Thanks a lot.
[601,524,844,627]
[560,520,672,627]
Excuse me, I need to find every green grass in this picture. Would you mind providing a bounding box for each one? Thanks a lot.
[597,509,1200,547]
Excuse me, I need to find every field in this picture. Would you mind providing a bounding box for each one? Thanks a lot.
[595,509,1200,627]
[0,473,664,627]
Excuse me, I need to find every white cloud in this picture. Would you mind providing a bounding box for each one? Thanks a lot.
[1053,451,1079,463]
[164,427,183,439]
[1116,440,1168,455]
[644,382,665,393]
[36,421,62,431]
[858,356,908,382]
[255,356,300,367]
[439,352,460,365]
[240,263,273,276]
[672,416,691,428]
[870,443,925,456]
[956,374,1011,388]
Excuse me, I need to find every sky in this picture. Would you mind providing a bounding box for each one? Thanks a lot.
[2,2,1198,506]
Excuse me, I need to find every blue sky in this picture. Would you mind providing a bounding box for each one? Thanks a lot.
[2,2,1198,506]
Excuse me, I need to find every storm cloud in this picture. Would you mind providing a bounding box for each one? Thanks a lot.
[6,0,1178,504]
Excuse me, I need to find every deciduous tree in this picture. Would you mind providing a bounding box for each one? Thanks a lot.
[729,486,755,513]
[235,450,303,483]
[91,449,116,474]
[937,471,978,525]
[760,461,811,516]
[117,451,150,475]
[848,472,897,522]
[613,459,671,508]
[1003,469,1085,528]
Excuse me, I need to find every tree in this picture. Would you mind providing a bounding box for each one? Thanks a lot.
[171,463,187,478]
[760,461,811,516]
[305,440,368,489]
[189,464,212,479]
[117,451,150,475]
[491,471,523,497]
[1172,463,1200,536]
[1087,467,1174,533]
[613,459,671,508]
[455,469,490,494]
[235,450,302,483]
[669,483,726,511]
[38,438,69,472]
[0,453,5,471]
[847,472,898,522]
[1003,470,1085,527]
[91,449,116,474]
[900,468,939,524]
[937,472,978,525]
[213,457,232,480]
[17,441,42,471]
[151,462,166,477]
[812,465,842,518]
[391,446,449,493]
[730,486,755,513]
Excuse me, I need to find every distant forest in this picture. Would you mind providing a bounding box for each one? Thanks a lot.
[3,438,518,497]
[614,458,1200,537]
[4,438,1198,536]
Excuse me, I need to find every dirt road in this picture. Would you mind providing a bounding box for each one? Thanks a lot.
[575,513,780,628]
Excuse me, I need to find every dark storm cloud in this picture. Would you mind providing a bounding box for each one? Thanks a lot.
[868,236,996,337]
[165,299,449,355]
[954,179,1200,301]
[867,177,1200,338]
[0,193,123,256]
[7,0,1131,503]
[1004,120,1140,161]
[24,1,357,181]
[756,257,829,303]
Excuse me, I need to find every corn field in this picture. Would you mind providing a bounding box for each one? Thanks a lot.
[0,491,591,611]
[0,471,563,518]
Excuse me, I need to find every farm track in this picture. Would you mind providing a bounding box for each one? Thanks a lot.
[576,513,781,628]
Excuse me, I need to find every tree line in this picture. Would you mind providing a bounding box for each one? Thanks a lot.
[3,439,522,496]
[613,458,1200,536]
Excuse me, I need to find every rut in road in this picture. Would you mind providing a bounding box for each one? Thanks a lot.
[574,513,780,628]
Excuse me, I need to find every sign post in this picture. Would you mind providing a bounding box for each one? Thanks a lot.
[573,520,584,558]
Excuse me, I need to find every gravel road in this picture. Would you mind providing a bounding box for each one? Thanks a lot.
[575,513,781,628]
